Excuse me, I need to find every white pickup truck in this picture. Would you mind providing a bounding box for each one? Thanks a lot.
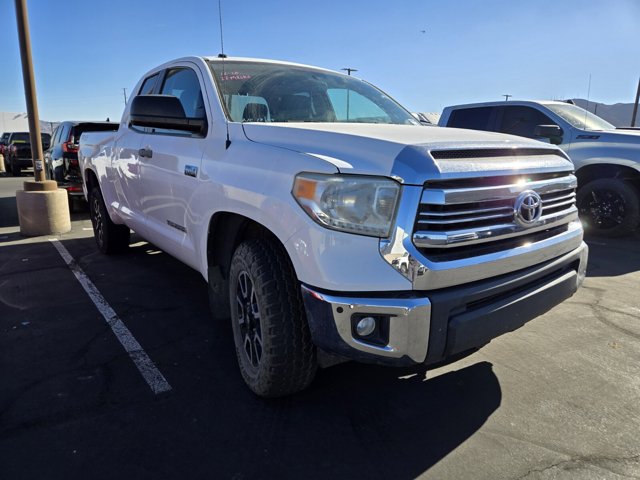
[440,100,640,236]
[80,56,588,397]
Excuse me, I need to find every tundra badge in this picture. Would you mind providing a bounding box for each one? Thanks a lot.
[185,165,198,178]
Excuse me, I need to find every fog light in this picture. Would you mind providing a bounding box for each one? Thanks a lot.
[356,316,376,337]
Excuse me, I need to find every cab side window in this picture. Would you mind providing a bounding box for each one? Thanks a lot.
[139,73,159,96]
[146,68,207,137]
[496,106,556,138]
[447,107,496,131]
[130,74,160,133]
[159,68,206,120]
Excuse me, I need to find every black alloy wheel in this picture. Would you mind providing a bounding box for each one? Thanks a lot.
[235,271,263,370]
[577,178,640,237]
[91,191,105,248]
[88,187,130,254]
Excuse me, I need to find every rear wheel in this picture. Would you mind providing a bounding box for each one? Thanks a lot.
[229,239,316,397]
[89,186,130,254]
[577,178,640,237]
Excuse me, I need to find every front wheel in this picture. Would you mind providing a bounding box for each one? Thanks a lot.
[577,179,640,237]
[229,239,317,397]
[89,186,130,254]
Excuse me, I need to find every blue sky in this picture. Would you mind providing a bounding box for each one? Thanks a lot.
[1,0,639,121]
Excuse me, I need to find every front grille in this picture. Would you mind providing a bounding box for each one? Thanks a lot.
[413,172,578,260]
[418,225,569,262]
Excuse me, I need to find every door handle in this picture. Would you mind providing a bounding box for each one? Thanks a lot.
[138,148,153,158]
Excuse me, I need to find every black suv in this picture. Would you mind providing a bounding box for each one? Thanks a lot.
[45,121,118,200]
[4,132,52,176]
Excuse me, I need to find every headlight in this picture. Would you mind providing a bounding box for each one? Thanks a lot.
[292,173,400,237]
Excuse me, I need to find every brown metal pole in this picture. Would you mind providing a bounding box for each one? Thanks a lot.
[631,77,640,128]
[14,0,46,183]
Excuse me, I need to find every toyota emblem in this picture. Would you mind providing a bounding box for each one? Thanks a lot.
[514,190,543,226]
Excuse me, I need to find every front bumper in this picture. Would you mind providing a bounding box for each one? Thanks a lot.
[14,157,34,168]
[302,242,588,366]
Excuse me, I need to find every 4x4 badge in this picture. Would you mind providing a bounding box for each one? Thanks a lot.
[514,190,543,226]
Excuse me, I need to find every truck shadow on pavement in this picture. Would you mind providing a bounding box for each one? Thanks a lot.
[0,236,502,480]
[585,232,640,277]
[246,361,502,479]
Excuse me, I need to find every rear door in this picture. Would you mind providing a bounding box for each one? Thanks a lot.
[110,72,161,233]
[137,63,210,268]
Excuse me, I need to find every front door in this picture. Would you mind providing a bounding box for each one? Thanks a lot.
[138,64,210,268]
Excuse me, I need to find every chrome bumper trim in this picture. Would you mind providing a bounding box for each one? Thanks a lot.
[301,285,431,363]
[413,208,578,248]
[380,186,585,290]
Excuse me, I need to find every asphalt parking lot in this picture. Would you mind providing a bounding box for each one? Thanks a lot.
[1,174,639,480]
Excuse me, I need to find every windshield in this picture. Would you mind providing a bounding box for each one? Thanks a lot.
[207,60,419,125]
[545,103,615,131]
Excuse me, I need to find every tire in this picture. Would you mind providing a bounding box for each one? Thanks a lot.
[229,239,317,397]
[577,178,640,237]
[88,186,130,254]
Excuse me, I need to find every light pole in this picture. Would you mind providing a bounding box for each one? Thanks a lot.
[503,94,512,101]
[15,0,46,183]
[14,0,70,235]
[341,67,358,76]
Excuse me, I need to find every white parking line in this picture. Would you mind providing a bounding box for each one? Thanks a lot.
[49,239,172,395]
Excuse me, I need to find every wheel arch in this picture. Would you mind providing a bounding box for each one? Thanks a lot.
[576,163,640,190]
[84,167,99,194]
[205,211,294,319]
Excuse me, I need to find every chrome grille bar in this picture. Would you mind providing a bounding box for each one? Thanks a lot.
[421,175,577,205]
[413,173,578,249]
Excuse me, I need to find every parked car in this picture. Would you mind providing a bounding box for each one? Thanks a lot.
[4,131,51,176]
[80,56,587,397]
[439,100,640,236]
[45,121,118,208]
[0,132,10,171]
[0,132,10,154]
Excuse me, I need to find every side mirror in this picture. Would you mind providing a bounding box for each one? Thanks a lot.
[534,124,563,145]
[130,95,206,135]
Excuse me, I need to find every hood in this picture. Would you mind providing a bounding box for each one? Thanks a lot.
[242,123,573,184]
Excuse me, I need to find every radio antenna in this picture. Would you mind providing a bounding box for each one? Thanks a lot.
[217,0,231,148]
[218,0,225,57]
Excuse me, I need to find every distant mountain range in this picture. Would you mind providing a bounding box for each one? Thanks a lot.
[571,99,638,127]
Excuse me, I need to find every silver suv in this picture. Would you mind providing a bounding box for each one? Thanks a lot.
[440,100,640,237]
